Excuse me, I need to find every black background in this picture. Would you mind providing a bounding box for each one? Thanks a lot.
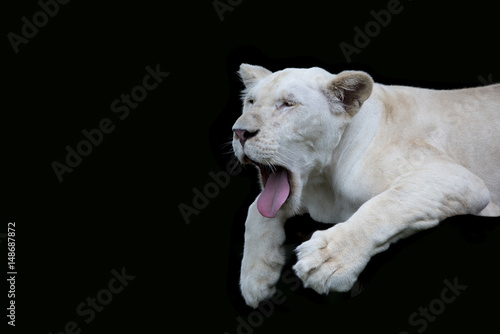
[4,0,500,333]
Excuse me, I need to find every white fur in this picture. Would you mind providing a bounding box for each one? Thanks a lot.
[232,64,500,308]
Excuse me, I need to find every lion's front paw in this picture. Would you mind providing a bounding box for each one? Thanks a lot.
[293,224,371,295]
[240,257,283,308]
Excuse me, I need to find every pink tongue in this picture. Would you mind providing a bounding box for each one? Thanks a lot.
[257,168,290,218]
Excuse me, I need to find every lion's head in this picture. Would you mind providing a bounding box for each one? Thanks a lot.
[232,64,373,218]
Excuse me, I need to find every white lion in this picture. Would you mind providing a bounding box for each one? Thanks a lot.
[231,64,500,308]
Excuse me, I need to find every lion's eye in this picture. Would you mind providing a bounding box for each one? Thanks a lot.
[279,100,296,109]
[247,99,254,105]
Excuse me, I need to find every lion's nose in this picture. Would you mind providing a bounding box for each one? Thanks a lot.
[234,129,259,148]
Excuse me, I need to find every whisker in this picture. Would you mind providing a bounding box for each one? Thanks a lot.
[267,161,277,174]
[220,137,236,155]
[274,146,323,174]
[222,144,235,155]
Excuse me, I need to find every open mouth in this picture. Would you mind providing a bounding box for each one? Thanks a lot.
[247,159,291,218]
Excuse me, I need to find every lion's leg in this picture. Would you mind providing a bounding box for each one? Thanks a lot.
[240,199,287,308]
[294,161,490,294]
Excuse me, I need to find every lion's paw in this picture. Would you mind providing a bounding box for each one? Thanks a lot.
[240,257,283,308]
[293,224,371,295]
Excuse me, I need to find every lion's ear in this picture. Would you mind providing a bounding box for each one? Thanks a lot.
[238,64,272,89]
[326,71,373,115]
